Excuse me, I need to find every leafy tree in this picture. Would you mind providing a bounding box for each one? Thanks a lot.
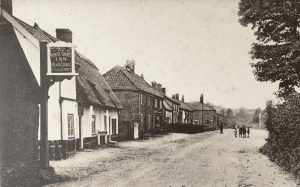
[252,108,261,123]
[235,107,251,125]
[238,0,300,98]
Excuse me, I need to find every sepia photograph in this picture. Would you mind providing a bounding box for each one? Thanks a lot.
[1,0,300,186]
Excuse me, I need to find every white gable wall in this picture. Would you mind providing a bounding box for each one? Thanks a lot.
[14,27,40,85]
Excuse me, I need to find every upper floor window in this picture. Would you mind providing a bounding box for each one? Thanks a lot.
[147,96,150,106]
[141,94,143,105]
[155,99,158,108]
[160,100,162,109]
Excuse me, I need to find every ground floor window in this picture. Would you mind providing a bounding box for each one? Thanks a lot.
[68,114,74,137]
[112,119,117,134]
[104,116,107,131]
[92,115,96,134]
[148,114,151,129]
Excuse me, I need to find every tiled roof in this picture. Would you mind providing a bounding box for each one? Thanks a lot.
[103,65,163,98]
[163,100,172,111]
[186,102,216,111]
[179,101,194,111]
[13,17,122,109]
[162,93,181,105]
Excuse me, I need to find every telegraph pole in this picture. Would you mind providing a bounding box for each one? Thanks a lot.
[200,94,203,127]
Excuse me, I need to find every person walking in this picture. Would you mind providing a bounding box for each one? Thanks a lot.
[247,127,250,138]
[220,123,223,134]
[239,127,242,137]
[234,128,237,137]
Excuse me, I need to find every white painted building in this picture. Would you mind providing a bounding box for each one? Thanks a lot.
[3,10,123,150]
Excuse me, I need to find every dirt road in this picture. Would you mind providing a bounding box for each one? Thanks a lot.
[45,129,300,187]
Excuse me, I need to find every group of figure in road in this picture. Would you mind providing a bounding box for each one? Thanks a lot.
[234,126,250,138]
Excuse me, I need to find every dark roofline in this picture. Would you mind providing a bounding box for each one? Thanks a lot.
[162,93,181,105]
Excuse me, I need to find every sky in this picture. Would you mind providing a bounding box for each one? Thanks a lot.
[13,0,279,110]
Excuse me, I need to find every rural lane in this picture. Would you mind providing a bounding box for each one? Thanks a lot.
[45,129,300,187]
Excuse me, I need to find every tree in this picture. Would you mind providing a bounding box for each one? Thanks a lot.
[235,107,250,126]
[238,0,300,98]
[252,108,261,123]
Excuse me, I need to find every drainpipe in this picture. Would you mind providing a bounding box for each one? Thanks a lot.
[106,109,109,144]
[59,82,63,140]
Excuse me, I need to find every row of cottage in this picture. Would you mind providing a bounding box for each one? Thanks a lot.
[2,5,224,150]
[1,3,224,185]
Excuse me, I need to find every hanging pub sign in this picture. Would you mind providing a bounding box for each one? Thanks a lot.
[47,41,78,76]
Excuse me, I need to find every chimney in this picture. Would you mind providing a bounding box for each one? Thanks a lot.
[182,95,184,103]
[141,74,144,79]
[1,0,12,15]
[56,29,72,43]
[175,94,179,100]
[125,60,135,74]
[157,83,162,92]
[162,88,166,94]
[152,81,157,90]
[200,94,203,103]
[172,94,175,99]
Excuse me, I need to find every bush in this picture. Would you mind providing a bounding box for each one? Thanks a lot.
[260,93,300,177]
[165,123,205,134]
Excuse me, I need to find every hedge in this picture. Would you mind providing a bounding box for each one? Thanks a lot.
[259,93,300,177]
[165,123,209,134]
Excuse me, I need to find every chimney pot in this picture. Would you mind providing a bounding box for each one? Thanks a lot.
[157,83,162,92]
[175,94,179,100]
[182,95,184,103]
[162,88,166,94]
[151,81,157,90]
[125,60,135,73]
[172,95,175,99]
[141,74,144,79]
[56,29,72,43]
[200,94,203,103]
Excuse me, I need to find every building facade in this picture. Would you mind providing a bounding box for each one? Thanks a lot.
[5,11,123,161]
[103,61,164,139]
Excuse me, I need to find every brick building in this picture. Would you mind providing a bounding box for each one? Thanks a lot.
[161,88,180,124]
[103,61,164,139]
[187,100,217,129]
[173,94,194,124]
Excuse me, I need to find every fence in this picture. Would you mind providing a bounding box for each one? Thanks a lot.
[38,135,106,160]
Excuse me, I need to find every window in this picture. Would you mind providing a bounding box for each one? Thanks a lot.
[160,100,162,109]
[205,119,210,125]
[68,114,74,137]
[104,116,107,131]
[148,114,151,129]
[141,114,143,129]
[147,96,150,106]
[140,94,143,105]
[112,119,117,134]
[92,115,96,134]
[155,99,157,108]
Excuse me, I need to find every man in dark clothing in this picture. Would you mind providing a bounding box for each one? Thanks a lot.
[239,127,242,137]
[242,126,247,138]
[220,123,223,134]
[247,127,250,138]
